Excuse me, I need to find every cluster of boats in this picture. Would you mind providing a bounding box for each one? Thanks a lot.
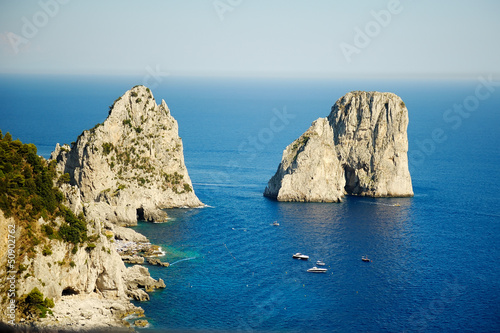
[281,221,371,273]
[292,252,372,273]
[292,253,328,273]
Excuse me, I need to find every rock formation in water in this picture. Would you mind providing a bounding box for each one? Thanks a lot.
[51,85,203,226]
[0,198,168,329]
[264,91,413,202]
[0,210,164,329]
[0,85,201,330]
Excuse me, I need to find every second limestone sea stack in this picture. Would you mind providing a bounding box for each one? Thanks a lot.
[264,91,414,202]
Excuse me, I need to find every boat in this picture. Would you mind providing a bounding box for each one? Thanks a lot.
[361,256,371,262]
[292,253,309,260]
[316,260,326,266]
[272,221,280,226]
[393,203,401,207]
[307,267,328,273]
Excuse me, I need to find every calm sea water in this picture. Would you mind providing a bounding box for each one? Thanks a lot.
[1,75,499,332]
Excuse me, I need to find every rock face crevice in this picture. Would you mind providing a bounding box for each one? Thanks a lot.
[264,91,413,202]
[51,85,203,226]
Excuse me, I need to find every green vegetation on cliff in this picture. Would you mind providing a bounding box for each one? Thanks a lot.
[0,131,59,218]
[19,287,54,319]
[0,131,87,250]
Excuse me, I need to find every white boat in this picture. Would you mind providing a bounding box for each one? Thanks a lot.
[272,221,280,226]
[361,256,371,262]
[316,260,325,266]
[292,253,309,260]
[307,267,328,273]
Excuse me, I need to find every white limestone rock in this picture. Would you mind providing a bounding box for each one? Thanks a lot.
[264,118,345,202]
[264,91,413,202]
[124,264,166,300]
[51,85,203,226]
[0,209,163,328]
[37,294,144,330]
[113,225,149,243]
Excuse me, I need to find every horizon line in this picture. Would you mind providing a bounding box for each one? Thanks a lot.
[1,70,497,82]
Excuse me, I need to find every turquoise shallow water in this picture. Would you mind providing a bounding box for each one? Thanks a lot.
[1,75,499,332]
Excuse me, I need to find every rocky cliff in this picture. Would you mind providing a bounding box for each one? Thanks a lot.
[0,86,202,330]
[264,91,413,202]
[51,85,203,226]
[0,209,165,330]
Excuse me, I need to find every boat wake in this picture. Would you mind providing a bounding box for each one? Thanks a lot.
[153,217,176,223]
[169,257,197,266]
[358,200,402,207]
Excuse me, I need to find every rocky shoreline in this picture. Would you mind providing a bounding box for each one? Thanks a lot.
[0,86,203,332]
[111,224,170,266]
[32,293,145,330]
[16,224,171,332]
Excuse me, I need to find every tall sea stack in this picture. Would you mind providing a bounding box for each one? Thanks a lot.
[51,85,203,225]
[264,91,413,202]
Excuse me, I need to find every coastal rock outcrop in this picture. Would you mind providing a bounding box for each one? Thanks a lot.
[0,85,197,330]
[264,91,413,202]
[37,295,144,329]
[0,210,164,329]
[51,85,203,226]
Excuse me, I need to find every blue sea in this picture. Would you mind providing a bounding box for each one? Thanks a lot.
[1,75,499,332]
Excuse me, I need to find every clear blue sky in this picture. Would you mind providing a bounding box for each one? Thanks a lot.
[0,0,499,78]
